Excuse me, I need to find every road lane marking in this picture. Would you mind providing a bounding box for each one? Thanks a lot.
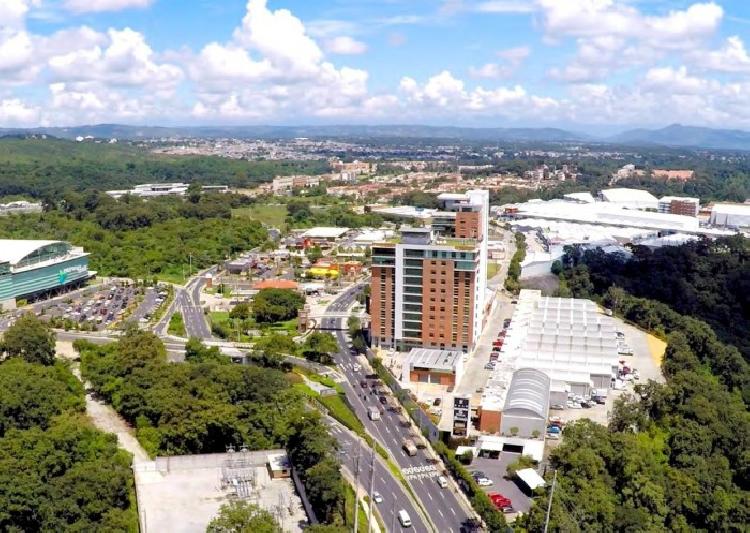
[449,507,456,516]
[437,509,444,518]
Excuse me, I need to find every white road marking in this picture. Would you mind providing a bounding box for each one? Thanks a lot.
[437,509,445,518]
[449,507,457,516]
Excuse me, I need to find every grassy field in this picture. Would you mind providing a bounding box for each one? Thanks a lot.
[487,261,500,279]
[167,312,186,336]
[232,204,288,231]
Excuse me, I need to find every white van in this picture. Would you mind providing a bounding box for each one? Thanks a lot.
[398,509,412,528]
[437,475,448,488]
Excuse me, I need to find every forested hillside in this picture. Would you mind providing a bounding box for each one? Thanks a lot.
[78,331,348,527]
[0,192,269,280]
[518,242,750,532]
[0,318,137,531]
[560,237,750,360]
[0,137,328,197]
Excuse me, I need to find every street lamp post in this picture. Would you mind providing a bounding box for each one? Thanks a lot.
[366,449,375,533]
[352,438,362,533]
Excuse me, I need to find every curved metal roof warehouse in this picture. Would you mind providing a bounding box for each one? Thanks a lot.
[502,368,551,419]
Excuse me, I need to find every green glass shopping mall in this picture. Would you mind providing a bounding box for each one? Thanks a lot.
[0,240,93,310]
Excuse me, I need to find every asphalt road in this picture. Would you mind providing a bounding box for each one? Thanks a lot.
[173,273,213,340]
[328,417,426,533]
[323,286,474,533]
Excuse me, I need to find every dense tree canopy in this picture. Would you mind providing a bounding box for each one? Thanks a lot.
[300,332,339,365]
[206,501,281,533]
[1,313,57,365]
[0,359,83,436]
[252,289,305,324]
[0,138,328,198]
[560,237,750,361]
[78,329,346,525]
[0,339,137,531]
[520,240,750,532]
[0,208,268,280]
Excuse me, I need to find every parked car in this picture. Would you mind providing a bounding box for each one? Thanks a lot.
[484,362,496,370]
[488,493,513,512]
[547,425,561,434]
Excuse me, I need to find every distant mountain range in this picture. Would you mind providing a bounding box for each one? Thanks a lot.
[0,123,586,142]
[608,124,750,151]
[3,122,750,151]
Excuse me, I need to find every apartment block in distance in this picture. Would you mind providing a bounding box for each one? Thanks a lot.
[657,196,700,217]
[370,190,489,353]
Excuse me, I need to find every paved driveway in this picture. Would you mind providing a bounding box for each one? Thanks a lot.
[469,454,533,514]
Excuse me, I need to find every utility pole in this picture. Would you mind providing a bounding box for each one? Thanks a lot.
[543,469,558,533]
[353,439,361,533]
[366,448,375,533]
[189,254,193,277]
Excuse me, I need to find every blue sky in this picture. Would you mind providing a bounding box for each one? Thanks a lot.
[3,0,750,130]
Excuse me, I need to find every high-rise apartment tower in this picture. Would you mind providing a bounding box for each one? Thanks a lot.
[370,190,489,353]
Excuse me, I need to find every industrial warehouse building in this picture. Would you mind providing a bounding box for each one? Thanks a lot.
[710,203,750,228]
[498,368,550,438]
[476,290,620,437]
[0,240,93,310]
[401,347,464,388]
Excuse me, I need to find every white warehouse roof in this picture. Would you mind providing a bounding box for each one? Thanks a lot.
[710,203,750,228]
[600,188,658,204]
[301,227,350,239]
[0,240,65,265]
[502,368,551,420]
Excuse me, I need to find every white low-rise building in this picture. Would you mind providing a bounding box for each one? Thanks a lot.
[710,203,750,228]
[599,188,658,210]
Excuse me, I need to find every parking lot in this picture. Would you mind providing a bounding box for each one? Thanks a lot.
[36,283,141,331]
[467,454,533,515]
[19,282,169,332]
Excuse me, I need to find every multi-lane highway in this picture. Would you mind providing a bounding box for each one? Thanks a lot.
[327,417,426,532]
[322,285,475,533]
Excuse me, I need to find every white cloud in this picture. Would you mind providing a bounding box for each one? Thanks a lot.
[538,0,723,45]
[307,19,359,39]
[540,1,724,82]
[0,0,35,30]
[400,70,536,116]
[476,1,536,14]
[643,65,718,95]
[469,46,529,79]
[497,46,530,63]
[63,0,153,13]
[690,36,750,73]
[233,0,322,77]
[469,63,511,79]
[0,97,39,125]
[48,28,183,91]
[325,36,367,55]
[189,0,377,121]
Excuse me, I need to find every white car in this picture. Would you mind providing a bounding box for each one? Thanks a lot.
[476,478,494,486]
[372,491,383,504]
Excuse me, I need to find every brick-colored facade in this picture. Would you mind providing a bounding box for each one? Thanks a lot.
[478,407,501,434]
[455,211,482,239]
[409,370,456,387]
[370,266,395,345]
[669,199,699,216]
[420,259,475,349]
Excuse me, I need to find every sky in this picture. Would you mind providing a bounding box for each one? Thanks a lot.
[3,0,750,130]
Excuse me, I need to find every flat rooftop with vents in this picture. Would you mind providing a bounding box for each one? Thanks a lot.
[402,347,465,388]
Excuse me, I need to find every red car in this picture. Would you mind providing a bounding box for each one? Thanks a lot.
[488,493,513,512]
